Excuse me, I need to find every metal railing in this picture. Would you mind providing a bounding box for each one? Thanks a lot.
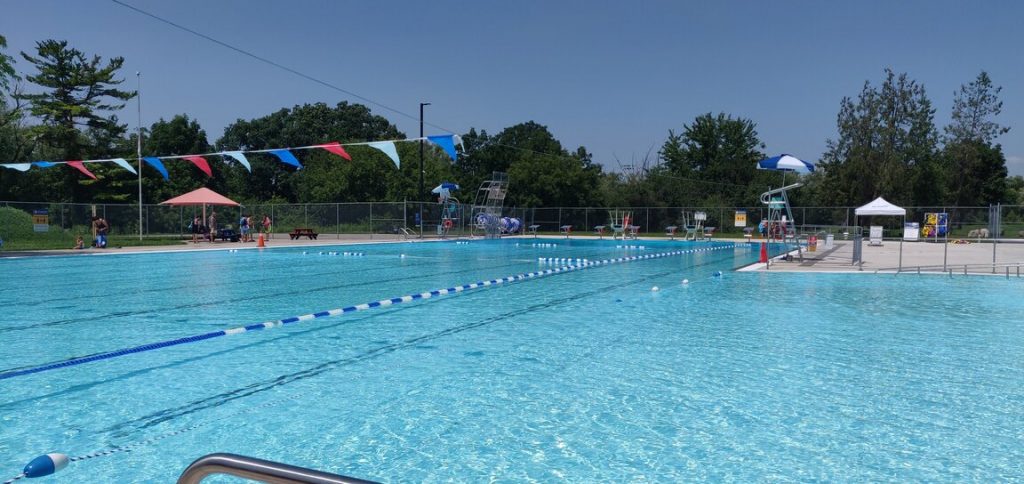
[873,262,1024,276]
[176,453,377,484]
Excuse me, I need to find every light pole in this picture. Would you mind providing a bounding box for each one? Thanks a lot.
[136,71,143,240]
[419,102,430,237]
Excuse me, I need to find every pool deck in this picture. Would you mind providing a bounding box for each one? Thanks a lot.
[4,234,1023,276]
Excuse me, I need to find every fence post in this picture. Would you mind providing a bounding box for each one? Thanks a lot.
[369,202,374,240]
[336,203,340,239]
[646,207,650,234]
[304,204,308,227]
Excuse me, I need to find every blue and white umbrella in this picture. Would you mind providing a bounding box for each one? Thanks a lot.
[757,154,815,173]
[431,182,459,194]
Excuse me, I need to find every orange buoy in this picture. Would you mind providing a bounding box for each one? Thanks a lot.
[759,242,768,263]
[257,233,265,248]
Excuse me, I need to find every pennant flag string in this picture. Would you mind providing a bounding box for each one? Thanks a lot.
[0,134,460,178]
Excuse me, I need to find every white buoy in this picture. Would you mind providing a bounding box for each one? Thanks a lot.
[400,254,406,258]
[682,279,689,285]
[651,286,660,292]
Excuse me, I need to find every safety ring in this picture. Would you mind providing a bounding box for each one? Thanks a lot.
[443,219,453,229]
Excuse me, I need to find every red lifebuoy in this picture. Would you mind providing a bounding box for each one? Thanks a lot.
[443,219,453,229]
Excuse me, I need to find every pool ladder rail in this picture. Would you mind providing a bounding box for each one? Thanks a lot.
[177,453,378,484]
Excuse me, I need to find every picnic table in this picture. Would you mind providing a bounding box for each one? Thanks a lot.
[289,228,319,240]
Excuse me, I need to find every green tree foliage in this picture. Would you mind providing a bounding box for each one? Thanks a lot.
[819,69,939,206]
[141,114,216,202]
[943,71,1010,206]
[216,102,416,203]
[459,121,602,208]
[657,113,772,207]
[0,35,17,96]
[14,40,135,202]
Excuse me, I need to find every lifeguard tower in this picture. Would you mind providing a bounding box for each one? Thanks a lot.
[609,209,633,240]
[682,211,706,241]
[760,182,803,261]
[471,172,508,239]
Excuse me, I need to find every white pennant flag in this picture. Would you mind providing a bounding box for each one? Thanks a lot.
[368,141,400,168]
[111,158,138,175]
[222,151,252,172]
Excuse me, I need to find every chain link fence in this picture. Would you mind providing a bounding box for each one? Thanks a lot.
[2,201,1022,257]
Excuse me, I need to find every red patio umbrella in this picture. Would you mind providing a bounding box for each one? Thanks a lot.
[160,188,240,234]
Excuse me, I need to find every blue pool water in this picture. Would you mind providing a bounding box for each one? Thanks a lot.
[1,239,1023,481]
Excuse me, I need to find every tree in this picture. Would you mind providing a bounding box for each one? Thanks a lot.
[658,113,770,206]
[15,40,135,201]
[141,115,216,202]
[944,71,1011,206]
[0,34,17,96]
[461,121,603,208]
[819,69,939,206]
[217,101,406,203]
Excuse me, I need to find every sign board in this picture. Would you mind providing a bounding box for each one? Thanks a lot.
[903,222,920,241]
[32,209,49,233]
[734,210,747,227]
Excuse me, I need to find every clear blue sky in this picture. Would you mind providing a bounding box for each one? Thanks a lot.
[4,0,1023,174]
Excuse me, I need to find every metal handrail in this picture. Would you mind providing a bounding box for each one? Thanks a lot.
[177,453,378,484]
[873,262,1024,274]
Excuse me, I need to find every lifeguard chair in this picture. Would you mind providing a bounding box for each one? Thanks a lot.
[609,209,632,240]
[683,211,706,241]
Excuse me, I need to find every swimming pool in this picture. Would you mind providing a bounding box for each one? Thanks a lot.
[1,239,1022,481]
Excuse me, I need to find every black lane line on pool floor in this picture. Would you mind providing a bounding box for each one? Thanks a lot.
[107,256,735,435]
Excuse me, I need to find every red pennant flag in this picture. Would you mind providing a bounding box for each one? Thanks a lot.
[66,161,97,180]
[183,156,212,177]
[317,142,352,161]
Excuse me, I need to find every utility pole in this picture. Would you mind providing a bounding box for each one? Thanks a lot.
[136,72,143,240]
[419,102,430,237]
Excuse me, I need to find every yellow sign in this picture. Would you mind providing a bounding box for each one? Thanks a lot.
[32,209,49,232]
[734,210,747,227]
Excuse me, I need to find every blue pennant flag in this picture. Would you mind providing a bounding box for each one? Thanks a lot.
[143,157,169,180]
[269,149,302,169]
[427,135,458,161]
[32,161,57,168]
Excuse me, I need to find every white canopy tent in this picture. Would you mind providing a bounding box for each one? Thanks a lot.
[854,197,906,217]
[854,197,908,268]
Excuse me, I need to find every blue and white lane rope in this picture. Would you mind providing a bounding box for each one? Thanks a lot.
[0,244,740,381]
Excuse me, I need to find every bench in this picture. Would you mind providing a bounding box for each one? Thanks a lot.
[217,228,240,242]
[289,228,319,240]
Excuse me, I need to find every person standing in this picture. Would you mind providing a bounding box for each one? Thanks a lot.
[239,214,250,242]
[262,214,272,240]
[190,215,202,243]
[91,216,109,248]
[208,211,218,242]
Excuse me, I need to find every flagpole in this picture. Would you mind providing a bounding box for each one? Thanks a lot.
[136,71,143,240]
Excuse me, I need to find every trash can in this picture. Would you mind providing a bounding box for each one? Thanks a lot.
[808,235,817,252]
[825,234,834,249]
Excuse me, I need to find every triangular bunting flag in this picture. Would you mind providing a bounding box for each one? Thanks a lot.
[33,161,57,168]
[143,157,169,180]
[269,149,302,169]
[368,141,400,168]
[317,143,351,161]
[66,161,97,180]
[184,156,213,177]
[427,134,458,161]
[1,163,33,171]
[111,158,138,175]
[222,151,251,172]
